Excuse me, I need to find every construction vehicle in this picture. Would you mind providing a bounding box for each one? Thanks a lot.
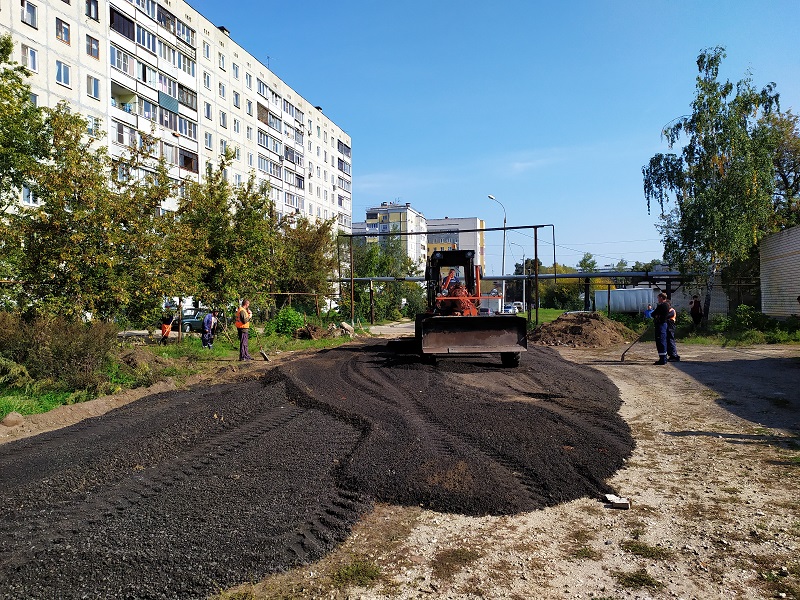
[415,249,528,367]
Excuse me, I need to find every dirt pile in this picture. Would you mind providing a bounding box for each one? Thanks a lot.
[0,341,632,599]
[529,311,638,347]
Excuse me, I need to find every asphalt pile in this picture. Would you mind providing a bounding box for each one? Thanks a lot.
[0,341,633,599]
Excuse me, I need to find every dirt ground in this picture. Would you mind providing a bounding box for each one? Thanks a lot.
[2,327,799,599]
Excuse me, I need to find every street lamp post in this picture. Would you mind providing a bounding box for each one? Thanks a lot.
[487,195,506,305]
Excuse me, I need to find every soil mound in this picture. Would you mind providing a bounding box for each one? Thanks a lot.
[529,311,638,347]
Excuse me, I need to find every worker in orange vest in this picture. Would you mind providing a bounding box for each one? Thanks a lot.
[235,299,253,361]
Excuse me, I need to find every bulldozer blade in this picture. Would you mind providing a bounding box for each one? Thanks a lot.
[419,315,528,355]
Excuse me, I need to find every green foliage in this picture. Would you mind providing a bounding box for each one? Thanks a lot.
[339,233,424,322]
[577,252,598,272]
[643,47,780,282]
[0,34,47,217]
[271,307,305,336]
[0,387,73,420]
[766,109,800,228]
[331,559,381,588]
[0,357,32,388]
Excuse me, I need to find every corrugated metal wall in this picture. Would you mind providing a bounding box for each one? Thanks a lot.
[760,225,800,318]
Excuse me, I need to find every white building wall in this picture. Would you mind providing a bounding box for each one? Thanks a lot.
[760,225,800,318]
[2,0,352,230]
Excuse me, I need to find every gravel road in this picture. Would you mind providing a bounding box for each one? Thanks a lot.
[0,341,632,599]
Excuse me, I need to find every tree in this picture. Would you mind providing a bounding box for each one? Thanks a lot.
[0,34,46,215]
[643,47,779,323]
[577,253,598,272]
[9,105,176,322]
[767,110,800,228]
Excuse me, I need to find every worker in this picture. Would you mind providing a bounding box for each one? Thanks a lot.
[644,304,653,319]
[441,268,458,292]
[160,311,174,345]
[235,299,253,361]
[651,293,671,365]
[202,309,218,350]
[666,303,680,362]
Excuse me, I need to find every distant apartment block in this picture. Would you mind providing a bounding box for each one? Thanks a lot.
[2,0,352,230]
[352,202,427,266]
[426,217,485,272]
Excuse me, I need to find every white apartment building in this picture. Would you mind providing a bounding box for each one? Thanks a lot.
[426,217,485,272]
[352,202,427,266]
[2,0,352,229]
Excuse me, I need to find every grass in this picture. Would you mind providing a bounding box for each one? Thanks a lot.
[612,568,665,590]
[620,540,673,559]
[0,387,74,418]
[331,558,382,588]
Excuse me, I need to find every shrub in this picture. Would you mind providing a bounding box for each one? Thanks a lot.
[271,307,305,336]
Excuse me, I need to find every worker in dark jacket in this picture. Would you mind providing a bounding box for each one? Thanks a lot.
[666,303,680,362]
[651,292,671,365]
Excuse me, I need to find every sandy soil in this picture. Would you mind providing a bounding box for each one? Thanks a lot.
[2,336,799,599]
[244,341,800,600]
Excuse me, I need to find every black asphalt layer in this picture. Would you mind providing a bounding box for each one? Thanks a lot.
[0,341,632,599]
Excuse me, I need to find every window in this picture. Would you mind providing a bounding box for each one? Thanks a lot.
[218,53,225,70]
[138,98,157,120]
[204,102,211,120]
[85,0,98,20]
[176,20,195,46]
[86,35,99,59]
[177,52,195,77]
[203,71,210,89]
[337,139,351,158]
[21,1,38,28]
[158,73,177,98]
[246,100,253,116]
[110,8,135,40]
[110,45,134,76]
[337,158,351,175]
[218,82,225,98]
[233,91,240,108]
[219,111,227,128]
[56,18,70,44]
[136,61,157,87]
[245,73,252,89]
[246,126,252,141]
[86,75,100,99]
[136,25,156,53]
[178,116,196,140]
[55,60,71,86]
[202,41,210,59]
[219,139,227,154]
[232,63,239,79]
[162,142,177,165]
[22,186,39,206]
[233,118,240,134]
[179,149,198,173]
[113,120,136,146]
[86,115,99,136]
[204,132,212,149]
[178,85,196,110]
[21,44,37,72]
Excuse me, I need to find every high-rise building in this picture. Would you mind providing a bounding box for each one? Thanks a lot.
[2,0,352,230]
[352,201,427,266]
[426,217,485,272]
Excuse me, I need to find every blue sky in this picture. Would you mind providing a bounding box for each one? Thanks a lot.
[189,0,799,274]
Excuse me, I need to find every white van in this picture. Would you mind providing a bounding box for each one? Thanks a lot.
[512,301,525,312]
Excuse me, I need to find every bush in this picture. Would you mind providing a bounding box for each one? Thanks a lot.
[0,312,118,392]
[271,307,305,336]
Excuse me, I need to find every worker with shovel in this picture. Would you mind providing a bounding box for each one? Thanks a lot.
[235,299,253,361]
[651,293,671,365]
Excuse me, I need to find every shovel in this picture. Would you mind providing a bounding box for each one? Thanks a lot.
[621,322,652,362]
[252,327,269,361]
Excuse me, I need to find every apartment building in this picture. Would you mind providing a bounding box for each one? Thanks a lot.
[426,217,485,272]
[352,202,427,266]
[2,0,352,229]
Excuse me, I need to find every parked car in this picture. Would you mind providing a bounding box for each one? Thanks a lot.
[502,304,518,314]
[512,301,525,312]
[175,308,205,333]
[478,306,495,316]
